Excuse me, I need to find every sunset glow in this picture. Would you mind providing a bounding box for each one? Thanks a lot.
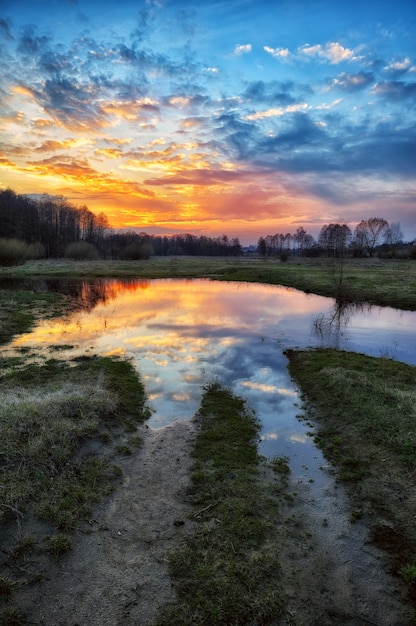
[1,0,415,243]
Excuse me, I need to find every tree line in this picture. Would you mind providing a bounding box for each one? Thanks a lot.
[0,188,109,258]
[1,188,414,263]
[258,219,413,259]
[0,188,242,261]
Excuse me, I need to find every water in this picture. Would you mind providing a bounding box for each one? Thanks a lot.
[2,277,416,484]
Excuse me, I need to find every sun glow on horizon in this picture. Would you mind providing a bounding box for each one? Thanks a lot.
[1,0,415,243]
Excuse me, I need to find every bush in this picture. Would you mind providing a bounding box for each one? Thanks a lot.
[26,242,45,260]
[65,241,99,260]
[121,242,153,260]
[0,238,28,266]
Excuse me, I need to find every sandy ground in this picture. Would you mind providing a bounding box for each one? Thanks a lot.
[20,420,197,626]
[17,418,414,626]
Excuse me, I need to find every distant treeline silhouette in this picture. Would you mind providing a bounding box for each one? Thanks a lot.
[1,188,414,262]
[259,220,414,259]
[0,188,242,259]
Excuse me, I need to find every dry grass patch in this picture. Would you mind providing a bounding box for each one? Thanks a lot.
[0,355,149,623]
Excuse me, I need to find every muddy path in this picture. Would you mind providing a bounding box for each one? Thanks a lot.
[19,421,197,626]
[18,419,413,625]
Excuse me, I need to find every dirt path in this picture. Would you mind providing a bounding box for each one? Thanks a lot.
[23,420,197,626]
[19,418,413,626]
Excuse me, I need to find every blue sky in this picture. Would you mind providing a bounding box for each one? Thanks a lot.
[1,0,415,243]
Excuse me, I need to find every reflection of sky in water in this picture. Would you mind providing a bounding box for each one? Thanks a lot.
[3,278,416,482]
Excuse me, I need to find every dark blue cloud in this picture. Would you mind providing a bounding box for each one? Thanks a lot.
[243,80,297,106]
[217,105,416,179]
[17,24,50,56]
[374,81,416,104]
[0,18,14,41]
[35,77,107,129]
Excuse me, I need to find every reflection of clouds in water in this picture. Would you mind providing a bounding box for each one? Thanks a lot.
[103,348,126,357]
[172,393,191,402]
[241,381,277,393]
[183,373,200,383]
[153,358,169,367]
[261,432,279,441]
[3,277,416,445]
[289,433,310,445]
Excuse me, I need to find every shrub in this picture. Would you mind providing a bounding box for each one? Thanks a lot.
[65,241,99,260]
[0,238,28,266]
[121,241,153,260]
[26,242,45,260]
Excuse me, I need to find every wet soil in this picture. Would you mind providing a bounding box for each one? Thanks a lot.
[16,419,414,626]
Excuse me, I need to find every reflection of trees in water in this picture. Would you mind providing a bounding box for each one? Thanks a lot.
[313,300,372,342]
[31,278,150,312]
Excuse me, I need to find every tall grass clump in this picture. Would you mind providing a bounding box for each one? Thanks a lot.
[0,380,117,525]
[0,238,29,266]
[65,241,100,260]
[157,382,285,625]
[0,356,149,529]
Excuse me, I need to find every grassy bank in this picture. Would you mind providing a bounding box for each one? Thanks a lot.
[0,354,149,624]
[286,348,416,591]
[0,289,68,345]
[0,255,415,310]
[157,382,289,625]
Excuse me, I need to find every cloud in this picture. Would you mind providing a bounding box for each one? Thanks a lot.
[244,103,308,121]
[315,99,343,110]
[299,41,355,64]
[94,148,124,159]
[143,169,243,186]
[180,117,205,129]
[0,18,14,41]
[28,155,100,180]
[329,72,374,91]
[384,57,412,74]
[233,43,252,55]
[102,98,160,122]
[34,139,91,153]
[263,46,290,59]
[17,25,50,56]
[243,80,298,106]
[219,102,416,179]
[36,77,109,130]
[372,81,416,103]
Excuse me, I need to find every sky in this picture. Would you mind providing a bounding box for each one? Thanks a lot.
[1,0,416,244]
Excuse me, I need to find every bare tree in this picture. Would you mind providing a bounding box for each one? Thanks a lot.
[384,222,403,255]
[318,223,352,257]
[353,217,389,257]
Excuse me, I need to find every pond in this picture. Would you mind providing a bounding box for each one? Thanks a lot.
[2,277,416,486]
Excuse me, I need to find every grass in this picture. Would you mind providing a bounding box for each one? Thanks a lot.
[157,382,288,625]
[1,256,416,619]
[286,348,416,587]
[0,354,150,622]
[1,255,416,310]
[0,356,149,526]
[0,289,67,344]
